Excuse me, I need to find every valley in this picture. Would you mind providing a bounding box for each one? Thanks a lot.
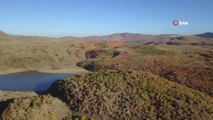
[0,31,213,119]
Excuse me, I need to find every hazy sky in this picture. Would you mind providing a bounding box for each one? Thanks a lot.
[0,0,212,37]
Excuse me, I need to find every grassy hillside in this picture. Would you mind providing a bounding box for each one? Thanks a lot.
[0,91,37,118]
[78,45,213,96]
[1,95,71,120]
[49,70,213,120]
[0,31,213,74]
[0,32,126,74]
[0,40,84,71]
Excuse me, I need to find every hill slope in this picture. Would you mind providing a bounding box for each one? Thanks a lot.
[195,32,213,38]
[49,70,213,120]
[1,95,71,120]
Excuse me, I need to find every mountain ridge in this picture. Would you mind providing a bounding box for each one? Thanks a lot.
[1,30,213,40]
[195,32,213,38]
[1,30,213,45]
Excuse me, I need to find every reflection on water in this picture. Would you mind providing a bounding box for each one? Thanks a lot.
[0,71,73,92]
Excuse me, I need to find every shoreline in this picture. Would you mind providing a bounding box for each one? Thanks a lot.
[0,67,90,75]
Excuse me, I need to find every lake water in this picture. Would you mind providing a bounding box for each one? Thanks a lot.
[0,71,73,92]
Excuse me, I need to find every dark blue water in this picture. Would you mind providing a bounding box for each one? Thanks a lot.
[0,71,73,92]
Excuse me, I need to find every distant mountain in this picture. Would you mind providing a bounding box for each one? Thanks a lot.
[0,31,7,36]
[0,30,79,42]
[195,32,213,38]
[82,33,169,45]
[0,30,186,43]
[1,30,213,45]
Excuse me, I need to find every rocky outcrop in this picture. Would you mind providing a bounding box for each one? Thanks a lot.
[85,50,104,59]
[85,50,122,59]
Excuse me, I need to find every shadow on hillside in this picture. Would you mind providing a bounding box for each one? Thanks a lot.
[0,99,13,117]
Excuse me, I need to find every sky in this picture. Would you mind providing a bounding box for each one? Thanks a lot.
[0,0,212,37]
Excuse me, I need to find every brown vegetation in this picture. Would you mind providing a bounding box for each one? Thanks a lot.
[1,95,71,120]
[49,70,213,120]
[78,55,213,96]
